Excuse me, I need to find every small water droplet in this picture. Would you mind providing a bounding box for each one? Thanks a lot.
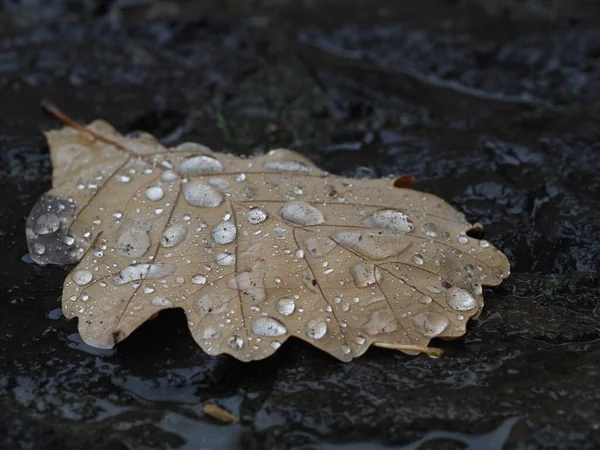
[236,173,246,182]
[457,234,469,244]
[340,345,351,355]
[215,253,236,266]
[117,175,131,183]
[412,254,424,265]
[270,341,281,349]
[62,235,75,246]
[72,270,93,286]
[191,274,207,285]
[274,298,295,316]
[161,170,178,181]
[247,207,268,224]
[203,326,221,340]
[228,335,244,350]
[355,336,366,345]
[145,186,164,201]
[422,222,438,237]
[33,243,45,255]
[295,249,305,259]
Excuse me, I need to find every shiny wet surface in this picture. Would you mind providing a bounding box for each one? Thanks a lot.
[1,1,599,448]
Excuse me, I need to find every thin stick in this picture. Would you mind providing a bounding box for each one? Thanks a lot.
[373,342,444,358]
[40,100,140,159]
[202,403,239,424]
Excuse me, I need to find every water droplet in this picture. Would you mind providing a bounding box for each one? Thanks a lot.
[422,222,438,237]
[306,319,327,339]
[115,226,151,258]
[270,341,281,349]
[362,310,397,336]
[252,317,287,337]
[351,262,382,287]
[62,235,75,246]
[279,201,324,226]
[113,263,176,285]
[425,285,441,294]
[303,236,337,256]
[151,296,173,307]
[34,213,60,235]
[161,170,178,181]
[264,160,311,173]
[275,298,295,316]
[33,243,46,255]
[295,249,305,259]
[363,209,413,233]
[471,283,483,296]
[457,234,469,244]
[211,221,237,244]
[72,270,93,286]
[247,207,268,224]
[117,175,131,183]
[161,225,188,247]
[191,274,207,285]
[145,186,164,201]
[412,254,424,265]
[446,287,477,311]
[179,155,223,175]
[340,345,351,355]
[143,286,155,294]
[236,173,246,182]
[355,336,366,345]
[215,253,236,266]
[228,335,244,350]
[196,293,230,317]
[412,312,449,337]
[478,240,490,248]
[183,180,224,207]
[203,326,221,340]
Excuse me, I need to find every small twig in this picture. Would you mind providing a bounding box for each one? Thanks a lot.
[202,403,239,424]
[373,342,444,358]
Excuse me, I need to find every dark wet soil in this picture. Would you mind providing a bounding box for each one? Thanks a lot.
[1,1,600,448]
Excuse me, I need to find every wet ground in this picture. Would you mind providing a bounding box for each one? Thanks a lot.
[1,0,600,448]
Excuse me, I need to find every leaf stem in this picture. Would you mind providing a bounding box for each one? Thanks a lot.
[373,342,444,358]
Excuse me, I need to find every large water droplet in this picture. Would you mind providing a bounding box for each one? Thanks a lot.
[445,287,477,311]
[161,225,188,247]
[196,293,230,317]
[179,155,223,175]
[412,312,449,337]
[34,213,60,235]
[351,262,382,287]
[151,296,173,307]
[72,269,93,286]
[211,221,237,244]
[203,326,221,340]
[247,207,268,224]
[264,160,311,173]
[363,209,413,233]
[362,310,397,336]
[145,186,164,201]
[113,263,176,285]
[115,226,151,258]
[252,317,287,337]
[183,180,224,207]
[279,201,324,226]
[275,298,295,316]
[306,319,327,339]
[191,274,207,285]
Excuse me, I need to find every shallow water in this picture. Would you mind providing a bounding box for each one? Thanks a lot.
[1,1,600,448]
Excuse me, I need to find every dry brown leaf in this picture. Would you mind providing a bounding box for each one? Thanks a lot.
[26,105,510,362]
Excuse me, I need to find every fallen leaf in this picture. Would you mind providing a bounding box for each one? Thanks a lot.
[26,104,510,362]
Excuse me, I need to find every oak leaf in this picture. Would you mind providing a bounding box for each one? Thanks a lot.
[26,106,510,361]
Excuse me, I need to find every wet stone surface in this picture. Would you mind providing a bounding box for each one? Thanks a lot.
[1,1,600,449]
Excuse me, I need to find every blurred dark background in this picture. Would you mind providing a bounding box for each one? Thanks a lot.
[1,1,600,449]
